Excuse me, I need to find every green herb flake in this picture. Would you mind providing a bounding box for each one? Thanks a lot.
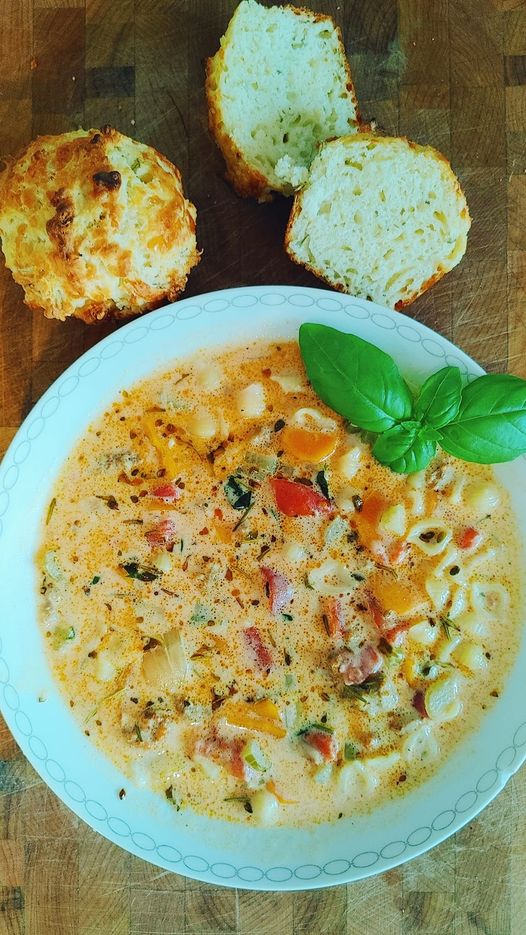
[91,575,101,585]
[440,615,460,640]
[46,497,57,525]
[342,673,384,705]
[316,469,330,500]
[282,612,293,622]
[224,475,252,511]
[344,742,358,761]
[120,561,159,582]
[133,723,143,743]
[297,722,334,736]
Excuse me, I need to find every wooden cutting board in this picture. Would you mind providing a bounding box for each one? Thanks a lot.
[0,1,525,933]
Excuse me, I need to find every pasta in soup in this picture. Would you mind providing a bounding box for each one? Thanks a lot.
[37,340,521,825]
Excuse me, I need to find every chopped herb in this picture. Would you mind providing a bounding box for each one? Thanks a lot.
[344,742,358,761]
[297,722,334,735]
[46,497,56,525]
[118,788,126,800]
[342,673,384,705]
[316,469,330,500]
[322,613,330,636]
[282,613,293,622]
[303,573,314,590]
[378,637,393,655]
[122,518,143,525]
[96,494,119,510]
[224,795,253,813]
[180,539,184,553]
[258,544,271,560]
[440,615,460,639]
[244,529,258,541]
[232,501,253,531]
[131,157,141,172]
[224,475,252,511]
[284,673,294,689]
[120,561,159,582]
[190,602,213,625]
[133,723,143,743]
[352,572,365,581]
[164,785,180,809]
[91,575,100,585]
[352,494,363,512]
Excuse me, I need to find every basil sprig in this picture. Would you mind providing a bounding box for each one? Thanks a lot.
[299,323,526,474]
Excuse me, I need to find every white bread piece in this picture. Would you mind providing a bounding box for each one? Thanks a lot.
[285,134,471,309]
[206,0,359,202]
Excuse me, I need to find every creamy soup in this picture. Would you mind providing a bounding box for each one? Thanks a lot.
[37,340,520,826]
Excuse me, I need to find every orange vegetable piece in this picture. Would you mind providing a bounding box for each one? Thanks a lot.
[369,573,426,616]
[281,426,338,463]
[224,701,286,738]
[352,492,388,550]
[266,780,298,804]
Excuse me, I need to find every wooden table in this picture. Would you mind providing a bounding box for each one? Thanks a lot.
[1,1,525,932]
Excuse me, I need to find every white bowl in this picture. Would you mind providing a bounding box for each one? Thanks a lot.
[0,285,524,891]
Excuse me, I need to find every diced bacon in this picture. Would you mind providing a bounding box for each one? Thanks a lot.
[334,644,383,686]
[457,526,481,550]
[301,728,338,762]
[196,730,248,780]
[384,620,413,647]
[260,566,294,615]
[323,597,345,638]
[389,540,409,566]
[270,477,331,517]
[243,626,273,671]
[412,690,428,718]
[369,595,386,632]
[150,483,181,502]
[144,519,178,550]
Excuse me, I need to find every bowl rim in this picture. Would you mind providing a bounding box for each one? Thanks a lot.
[0,284,524,891]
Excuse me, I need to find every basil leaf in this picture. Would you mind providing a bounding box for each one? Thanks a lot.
[299,324,413,433]
[224,475,252,510]
[438,374,526,463]
[414,366,462,428]
[372,423,436,474]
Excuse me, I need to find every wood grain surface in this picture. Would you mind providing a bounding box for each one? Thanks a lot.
[1,1,525,933]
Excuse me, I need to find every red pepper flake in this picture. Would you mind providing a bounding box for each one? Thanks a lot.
[225,568,233,581]
[199,527,209,535]
[412,691,428,718]
[182,557,189,571]
[214,508,223,520]
[262,368,271,377]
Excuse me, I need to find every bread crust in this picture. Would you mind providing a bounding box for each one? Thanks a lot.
[284,133,471,308]
[205,2,360,202]
[0,126,200,322]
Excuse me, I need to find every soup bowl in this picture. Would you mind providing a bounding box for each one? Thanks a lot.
[0,285,524,890]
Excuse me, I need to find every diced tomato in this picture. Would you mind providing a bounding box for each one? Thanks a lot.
[144,518,178,550]
[369,595,386,631]
[244,626,273,671]
[270,477,331,517]
[260,566,294,614]
[457,526,481,550]
[323,597,345,638]
[150,483,181,502]
[335,643,383,686]
[301,728,338,762]
[412,690,428,718]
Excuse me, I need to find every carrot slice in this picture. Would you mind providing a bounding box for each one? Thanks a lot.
[281,426,338,463]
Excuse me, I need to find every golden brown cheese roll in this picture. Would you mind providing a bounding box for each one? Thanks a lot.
[0,126,200,323]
